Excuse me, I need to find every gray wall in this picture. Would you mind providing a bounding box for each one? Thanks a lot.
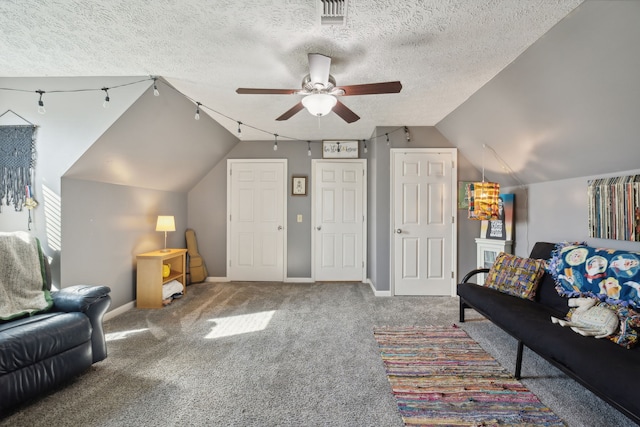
[435,0,640,260]
[188,139,321,278]
[64,80,238,193]
[505,168,640,258]
[61,179,187,308]
[188,126,480,287]
[0,77,149,285]
[0,76,238,311]
[436,1,640,187]
[59,80,237,310]
[366,133,380,288]
[10,0,638,306]
[367,126,481,292]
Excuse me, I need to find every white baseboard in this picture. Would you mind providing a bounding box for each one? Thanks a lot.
[104,300,135,321]
[205,276,229,282]
[204,277,314,283]
[101,280,390,321]
[284,277,314,283]
[367,278,392,297]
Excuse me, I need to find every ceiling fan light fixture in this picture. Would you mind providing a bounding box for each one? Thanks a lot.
[302,93,337,117]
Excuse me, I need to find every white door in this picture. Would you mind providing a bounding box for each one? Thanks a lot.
[312,160,366,281]
[227,160,286,281]
[391,149,457,295]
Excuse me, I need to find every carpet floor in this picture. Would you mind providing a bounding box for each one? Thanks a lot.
[0,281,634,426]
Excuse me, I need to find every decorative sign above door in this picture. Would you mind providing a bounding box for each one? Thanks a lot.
[322,140,359,159]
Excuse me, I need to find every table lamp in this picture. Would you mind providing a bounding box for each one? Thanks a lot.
[156,215,175,252]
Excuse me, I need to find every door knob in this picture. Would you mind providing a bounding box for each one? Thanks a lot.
[395,229,402,234]
[278,225,283,230]
[316,226,322,231]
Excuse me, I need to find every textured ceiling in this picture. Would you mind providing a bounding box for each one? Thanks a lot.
[0,0,582,141]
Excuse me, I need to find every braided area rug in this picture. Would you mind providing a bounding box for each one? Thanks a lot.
[373,326,566,426]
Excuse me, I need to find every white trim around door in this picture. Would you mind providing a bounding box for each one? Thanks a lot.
[390,149,457,296]
[311,159,367,282]
[227,159,287,282]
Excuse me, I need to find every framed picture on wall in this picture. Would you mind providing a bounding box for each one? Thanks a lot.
[292,176,307,196]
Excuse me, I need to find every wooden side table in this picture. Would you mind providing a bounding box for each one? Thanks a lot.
[136,248,187,308]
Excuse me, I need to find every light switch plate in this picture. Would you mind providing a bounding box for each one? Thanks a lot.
[297,214,303,223]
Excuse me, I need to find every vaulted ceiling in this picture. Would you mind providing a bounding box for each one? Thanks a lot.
[0,0,582,142]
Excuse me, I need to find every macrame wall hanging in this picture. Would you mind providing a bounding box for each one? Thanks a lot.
[0,110,38,229]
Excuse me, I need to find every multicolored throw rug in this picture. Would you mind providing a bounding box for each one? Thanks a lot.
[373,326,566,426]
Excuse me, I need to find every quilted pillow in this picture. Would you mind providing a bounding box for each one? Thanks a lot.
[484,252,546,300]
[567,300,640,349]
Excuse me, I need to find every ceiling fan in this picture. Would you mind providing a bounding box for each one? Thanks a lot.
[236,53,402,123]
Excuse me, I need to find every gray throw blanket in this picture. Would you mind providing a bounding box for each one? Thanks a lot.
[0,231,52,320]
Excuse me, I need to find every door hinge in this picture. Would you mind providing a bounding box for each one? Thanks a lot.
[362,261,364,268]
[229,260,232,267]
[229,214,232,221]
[451,271,455,279]
[452,216,455,224]
[229,169,232,176]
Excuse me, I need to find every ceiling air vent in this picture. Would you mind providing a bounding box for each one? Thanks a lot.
[319,0,347,26]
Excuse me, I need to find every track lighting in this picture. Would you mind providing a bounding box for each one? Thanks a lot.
[153,78,160,96]
[363,140,368,154]
[102,87,110,108]
[307,141,311,157]
[237,121,242,137]
[404,126,410,142]
[36,90,46,114]
[386,133,389,146]
[273,134,278,151]
[195,102,201,120]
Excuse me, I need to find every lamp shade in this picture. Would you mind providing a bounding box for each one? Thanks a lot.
[301,93,337,117]
[155,215,176,232]
[467,182,500,220]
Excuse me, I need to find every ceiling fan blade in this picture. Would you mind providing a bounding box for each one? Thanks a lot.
[276,102,305,121]
[338,81,402,96]
[236,88,299,95]
[332,100,360,123]
[308,53,331,87]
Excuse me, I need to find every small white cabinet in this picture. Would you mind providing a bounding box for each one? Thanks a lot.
[475,238,513,284]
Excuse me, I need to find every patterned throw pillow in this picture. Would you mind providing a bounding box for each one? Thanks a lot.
[484,252,546,300]
[567,300,640,349]
[611,305,640,348]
